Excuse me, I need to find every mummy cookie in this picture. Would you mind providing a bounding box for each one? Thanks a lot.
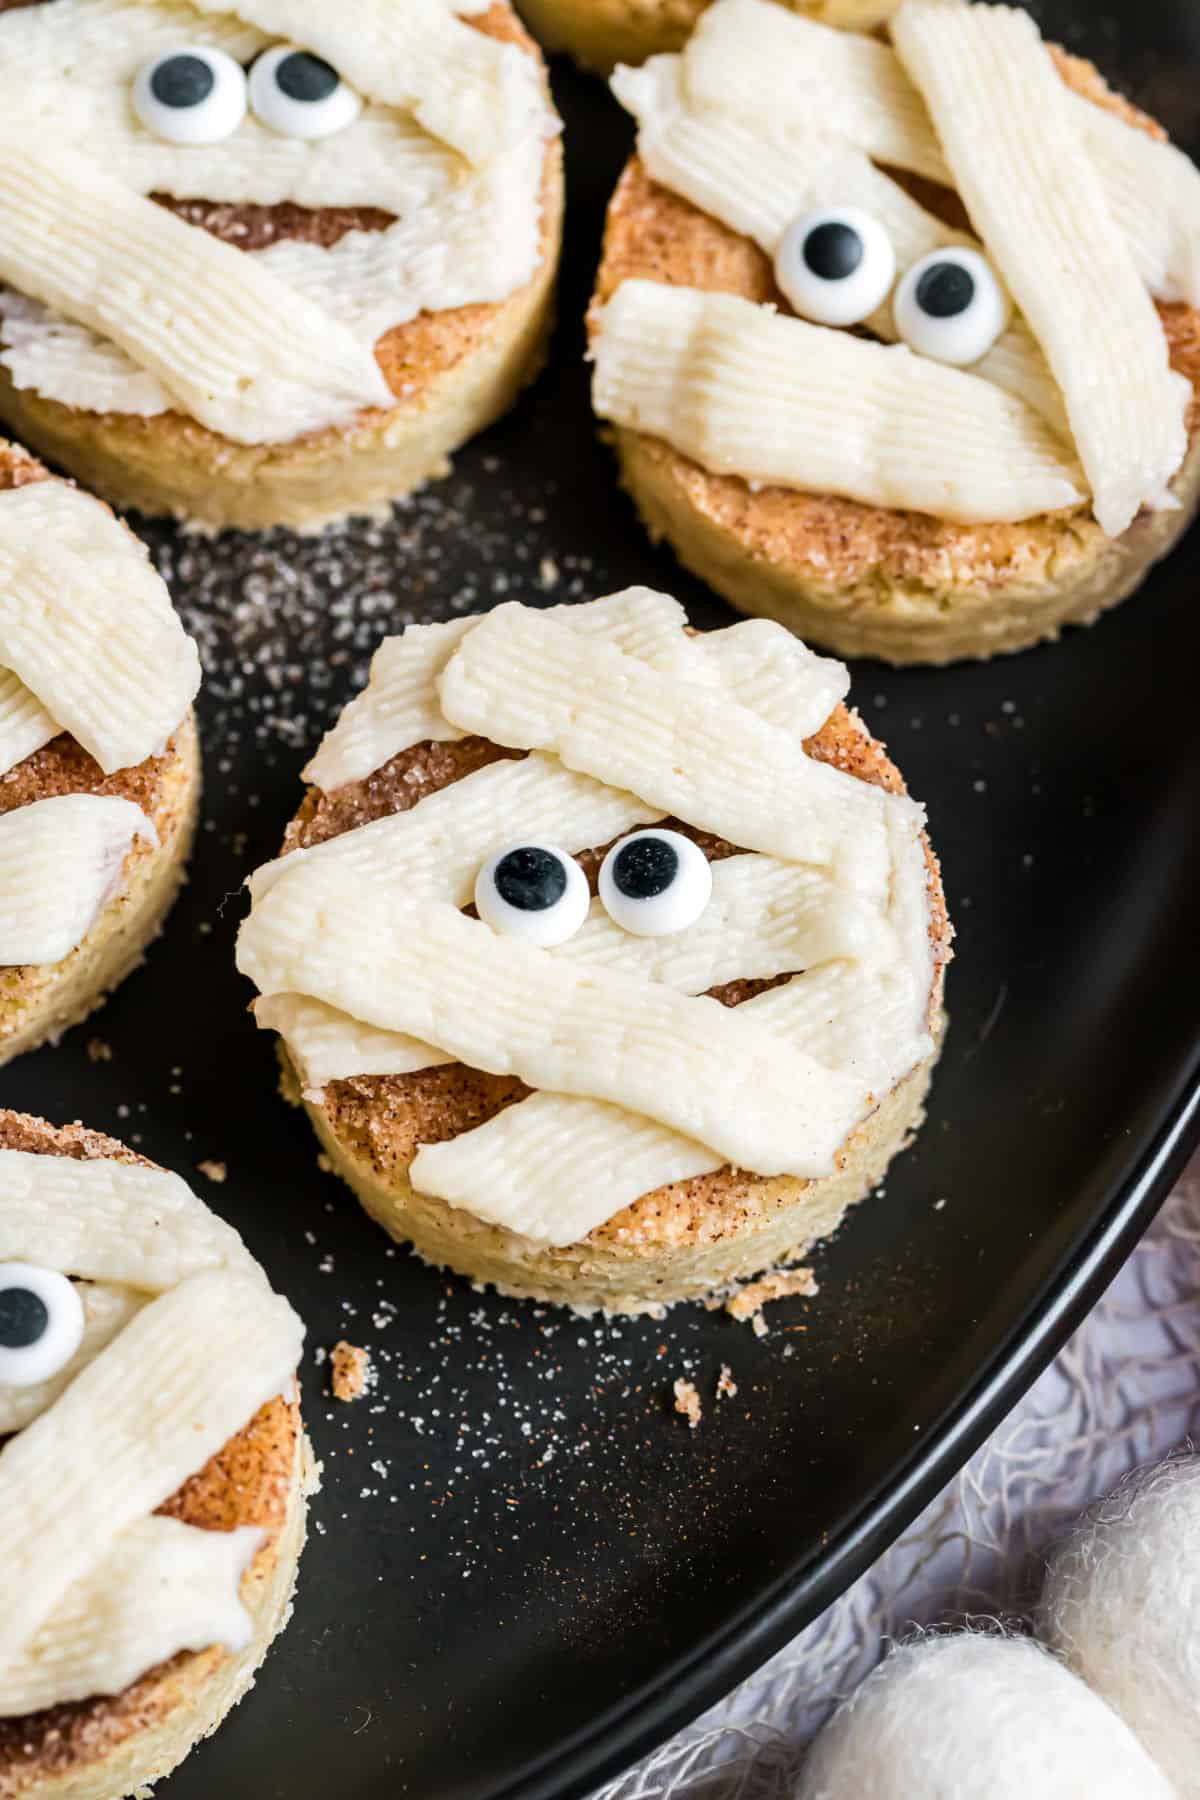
[0,442,200,1066]
[238,590,951,1316]
[589,0,1200,664]
[0,1108,309,1800]
[516,0,896,75]
[0,1,563,532]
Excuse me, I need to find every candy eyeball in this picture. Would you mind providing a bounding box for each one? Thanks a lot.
[598,830,713,938]
[133,46,248,145]
[774,206,897,329]
[893,247,1011,366]
[475,843,591,947]
[249,44,362,140]
[0,1263,85,1389]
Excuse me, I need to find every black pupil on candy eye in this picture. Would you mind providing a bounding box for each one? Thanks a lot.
[613,837,679,900]
[0,1286,48,1349]
[275,51,340,103]
[803,222,864,282]
[915,262,976,319]
[494,847,567,913]
[150,54,215,109]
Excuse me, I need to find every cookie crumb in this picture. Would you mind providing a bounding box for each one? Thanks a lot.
[331,1341,370,1402]
[85,1037,112,1063]
[673,1377,702,1429]
[725,1267,818,1322]
[196,1159,227,1183]
[716,1363,738,1400]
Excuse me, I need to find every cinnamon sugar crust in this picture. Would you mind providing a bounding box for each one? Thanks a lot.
[0,1110,302,1796]
[590,46,1200,663]
[288,699,950,1260]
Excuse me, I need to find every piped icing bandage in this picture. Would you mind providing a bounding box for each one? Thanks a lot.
[599,0,1199,534]
[0,1153,303,1715]
[241,593,935,1244]
[0,0,556,443]
[0,477,200,968]
[591,282,1083,526]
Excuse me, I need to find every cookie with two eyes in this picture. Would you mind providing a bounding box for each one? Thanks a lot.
[0,440,201,1067]
[516,0,894,76]
[588,0,1200,664]
[237,590,951,1317]
[0,1108,310,1800]
[0,0,563,532]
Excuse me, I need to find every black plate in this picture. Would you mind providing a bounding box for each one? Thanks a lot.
[6,2,1200,1794]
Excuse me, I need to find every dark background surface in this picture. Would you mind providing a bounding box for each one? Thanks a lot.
[5,2,1200,1795]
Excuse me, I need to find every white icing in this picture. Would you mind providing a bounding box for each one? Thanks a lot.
[0,796,156,967]
[592,279,1084,525]
[0,1158,303,1716]
[0,481,200,776]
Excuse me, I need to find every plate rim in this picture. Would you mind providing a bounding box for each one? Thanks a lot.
[488,1055,1200,1800]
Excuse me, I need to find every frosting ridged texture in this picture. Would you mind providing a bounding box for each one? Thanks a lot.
[600,0,1200,532]
[240,593,935,1245]
[0,479,200,967]
[0,1153,304,1715]
[0,0,554,441]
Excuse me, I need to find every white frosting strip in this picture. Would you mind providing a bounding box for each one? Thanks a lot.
[0,482,200,774]
[0,1283,145,1436]
[259,130,546,341]
[237,876,874,1179]
[614,56,1068,439]
[304,593,848,791]
[436,602,913,890]
[592,279,1084,525]
[0,140,393,445]
[190,0,543,165]
[684,0,1200,307]
[556,855,890,991]
[255,992,452,1092]
[0,796,155,966]
[411,961,932,1245]
[891,0,1187,537]
[249,753,661,909]
[1,1517,263,1716]
[0,1269,303,1665]
[0,1151,256,1291]
[0,666,57,782]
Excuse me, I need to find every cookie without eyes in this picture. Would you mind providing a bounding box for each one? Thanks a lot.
[0,0,563,532]
[0,1109,310,1800]
[238,589,951,1316]
[589,0,1200,664]
[0,441,200,1066]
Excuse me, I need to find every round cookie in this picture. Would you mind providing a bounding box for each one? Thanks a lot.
[0,1,563,532]
[241,594,951,1316]
[590,29,1200,664]
[0,442,200,1067]
[0,1109,310,1800]
[516,0,895,74]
